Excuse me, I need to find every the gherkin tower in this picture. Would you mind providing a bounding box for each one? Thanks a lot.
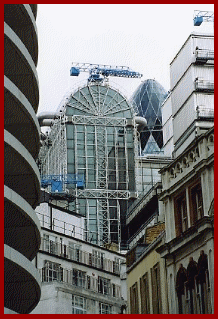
[131,79,168,155]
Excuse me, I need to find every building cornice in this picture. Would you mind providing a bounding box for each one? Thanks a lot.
[40,227,125,258]
[156,216,214,258]
[126,231,165,274]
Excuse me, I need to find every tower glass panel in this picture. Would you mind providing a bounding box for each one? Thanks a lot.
[130,79,168,155]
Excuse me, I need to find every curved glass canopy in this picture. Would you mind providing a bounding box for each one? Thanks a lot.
[66,84,135,118]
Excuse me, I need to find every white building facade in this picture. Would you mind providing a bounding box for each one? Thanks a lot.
[158,32,214,314]
[31,198,127,314]
[162,32,214,158]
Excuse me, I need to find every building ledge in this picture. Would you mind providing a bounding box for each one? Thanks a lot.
[156,216,214,258]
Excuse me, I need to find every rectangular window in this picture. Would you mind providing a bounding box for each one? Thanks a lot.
[42,261,63,282]
[140,272,150,314]
[72,269,86,288]
[190,181,204,225]
[151,263,162,314]
[43,234,57,254]
[113,257,120,274]
[72,295,86,314]
[98,276,111,295]
[174,191,188,236]
[99,302,112,314]
[130,282,139,314]
[92,250,104,269]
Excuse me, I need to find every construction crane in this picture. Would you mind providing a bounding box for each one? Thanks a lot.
[193,10,214,26]
[70,62,143,83]
[41,174,85,193]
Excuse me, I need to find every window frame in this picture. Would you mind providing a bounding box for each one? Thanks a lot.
[72,295,87,314]
[174,190,188,236]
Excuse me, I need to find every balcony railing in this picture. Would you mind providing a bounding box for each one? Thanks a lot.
[196,106,214,119]
[195,79,214,92]
[36,211,98,243]
[127,179,161,218]
[40,237,120,275]
[39,265,121,299]
[195,49,214,63]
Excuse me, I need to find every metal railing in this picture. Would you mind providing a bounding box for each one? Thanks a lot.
[40,237,120,275]
[127,180,161,218]
[195,79,214,92]
[36,211,98,243]
[196,106,214,119]
[39,265,121,299]
[126,213,157,247]
[195,49,214,61]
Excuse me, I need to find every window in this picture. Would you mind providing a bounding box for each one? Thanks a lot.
[112,283,116,297]
[98,276,111,295]
[151,263,162,314]
[42,261,63,282]
[190,181,204,225]
[72,295,86,314]
[92,250,104,269]
[176,252,211,314]
[68,242,81,262]
[113,257,120,274]
[174,192,188,236]
[99,302,112,314]
[130,282,139,314]
[140,272,150,314]
[72,269,86,288]
[112,283,121,298]
[43,234,58,254]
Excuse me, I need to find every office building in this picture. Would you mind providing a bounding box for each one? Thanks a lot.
[158,32,214,314]
[31,192,127,314]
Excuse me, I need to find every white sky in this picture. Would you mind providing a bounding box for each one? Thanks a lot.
[36,4,214,114]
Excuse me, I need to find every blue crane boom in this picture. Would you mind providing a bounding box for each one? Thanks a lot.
[70,62,143,82]
[193,10,214,26]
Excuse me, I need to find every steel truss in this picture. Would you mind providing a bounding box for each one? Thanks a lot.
[39,83,138,249]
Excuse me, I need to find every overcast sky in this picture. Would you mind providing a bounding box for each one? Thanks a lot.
[36,4,214,115]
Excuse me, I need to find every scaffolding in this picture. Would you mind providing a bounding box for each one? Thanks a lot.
[38,82,142,249]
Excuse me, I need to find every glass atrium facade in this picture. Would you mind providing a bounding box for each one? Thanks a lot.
[40,83,138,249]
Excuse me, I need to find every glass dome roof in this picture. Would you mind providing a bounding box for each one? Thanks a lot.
[130,79,168,155]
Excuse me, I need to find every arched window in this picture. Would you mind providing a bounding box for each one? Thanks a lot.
[186,257,198,313]
[176,264,187,314]
[197,250,212,313]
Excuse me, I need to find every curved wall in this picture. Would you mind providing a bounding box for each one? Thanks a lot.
[4,4,41,314]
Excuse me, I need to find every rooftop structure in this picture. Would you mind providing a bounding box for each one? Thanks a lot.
[38,81,146,250]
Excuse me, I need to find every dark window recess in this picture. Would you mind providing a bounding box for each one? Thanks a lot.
[190,182,204,225]
[151,263,162,314]
[174,192,188,236]
[130,282,139,314]
[140,272,150,314]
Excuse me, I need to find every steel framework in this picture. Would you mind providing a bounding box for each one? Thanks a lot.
[38,83,140,248]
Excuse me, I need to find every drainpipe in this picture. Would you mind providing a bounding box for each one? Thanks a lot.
[135,116,147,132]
